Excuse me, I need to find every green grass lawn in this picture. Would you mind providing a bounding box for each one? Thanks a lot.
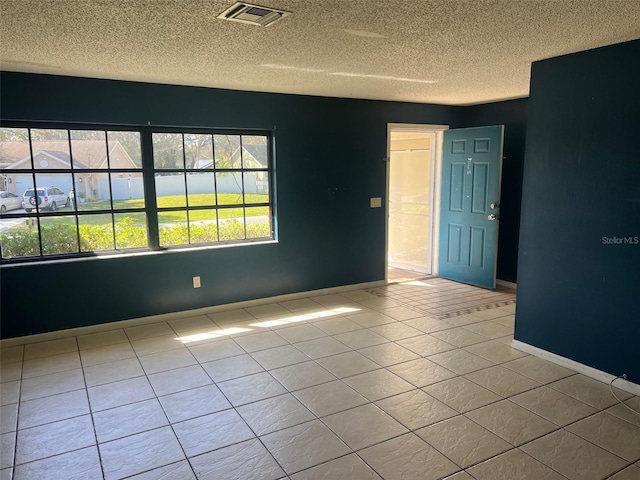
[48,193,270,225]
[78,193,267,210]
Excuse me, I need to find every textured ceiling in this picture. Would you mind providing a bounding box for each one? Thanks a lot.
[1,0,639,105]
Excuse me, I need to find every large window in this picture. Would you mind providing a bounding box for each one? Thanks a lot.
[152,132,272,247]
[0,125,274,262]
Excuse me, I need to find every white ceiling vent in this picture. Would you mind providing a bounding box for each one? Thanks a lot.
[217,2,291,27]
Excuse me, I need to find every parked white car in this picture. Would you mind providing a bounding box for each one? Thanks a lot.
[22,187,70,212]
[0,191,22,214]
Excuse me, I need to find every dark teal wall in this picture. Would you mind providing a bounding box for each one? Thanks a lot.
[458,98,527,283]
[1,72,467,338]
[515,40,640,381]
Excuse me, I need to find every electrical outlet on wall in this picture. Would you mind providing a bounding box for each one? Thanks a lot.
[370,197,382,208]
[193,276,201,288]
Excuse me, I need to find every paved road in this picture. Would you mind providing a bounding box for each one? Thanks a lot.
[0,217,27,233]
[0,208,62,232]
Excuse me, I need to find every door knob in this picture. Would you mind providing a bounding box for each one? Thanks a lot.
[488,214,497,221]
[490,203,499,209]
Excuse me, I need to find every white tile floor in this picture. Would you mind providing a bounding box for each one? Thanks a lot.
[1,277,639,480]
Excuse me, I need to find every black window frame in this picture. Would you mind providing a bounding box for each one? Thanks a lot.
[150,128,275,249]
[0,121,276,264]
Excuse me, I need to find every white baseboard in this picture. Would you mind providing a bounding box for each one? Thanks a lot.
[512,339,640,396]
[496,279,517,290]
[0,280,386,348]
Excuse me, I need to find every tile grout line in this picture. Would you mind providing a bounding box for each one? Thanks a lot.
[174,313,461,476]
[7,342,25,477]
[169,318,311,479]
[76,334,108,480]
[116,323,196,480]
[233,314,473,477]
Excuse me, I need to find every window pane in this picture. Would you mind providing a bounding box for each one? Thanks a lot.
[78,214,114,252]
[0,217,41,258]
[184,134,213,169]
[32,175,73,212]
[30,129,70,170]
[245,204,270,223]
[110,172,144,209]
[246,206,272,239]
[75,172,111,211]
[10,175,34,212]
[189,209,218,243]
[156,173,186,208]
[114,213,147,249]
[218,207,244,222]
[244,171,269,204]
[216,172,243,205]
[153,133,184,169]
[1,129,33,212]
[1,128,32,179]
[70,130,108,169]
[111,172,145,209]
[187,207,217,224]
[40,216,78,255]
[159,210,189,247]
[219,208,245,241]
[241,135,268,168]
[214,135,241,168]
[108,131,142,168]
[0,191,23,216]
[186,172,216,206]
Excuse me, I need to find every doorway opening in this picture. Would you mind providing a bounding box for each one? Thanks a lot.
[386,124,447,283]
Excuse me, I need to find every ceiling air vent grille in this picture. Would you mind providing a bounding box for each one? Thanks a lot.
[218,2,291,27]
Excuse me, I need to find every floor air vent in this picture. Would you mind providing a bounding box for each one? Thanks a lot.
[217,2,291,27]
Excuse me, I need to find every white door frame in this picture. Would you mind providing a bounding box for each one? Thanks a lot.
[385,123,449,284]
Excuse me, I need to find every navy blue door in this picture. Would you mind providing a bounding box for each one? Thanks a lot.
[439,126,504,288]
